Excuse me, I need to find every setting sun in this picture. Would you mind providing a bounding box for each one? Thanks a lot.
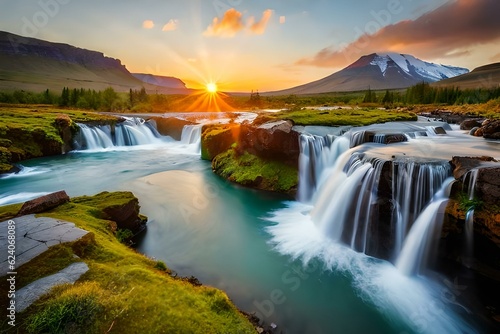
[206,82,218,93]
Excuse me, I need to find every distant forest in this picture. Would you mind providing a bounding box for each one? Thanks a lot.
[0,83,499,111]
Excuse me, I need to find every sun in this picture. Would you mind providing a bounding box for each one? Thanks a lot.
[206,82,218,93]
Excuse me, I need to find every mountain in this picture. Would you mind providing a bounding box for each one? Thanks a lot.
[267,53,469,95]
[432,62,500,89]
[0,31,189,94]
[132,73,192,93]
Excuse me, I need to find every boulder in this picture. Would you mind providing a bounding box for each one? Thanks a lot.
[238,120,300,166]
[17,190,70,216]
[150,117,195,140]
[481,119,500,139]
[460,119,482,130]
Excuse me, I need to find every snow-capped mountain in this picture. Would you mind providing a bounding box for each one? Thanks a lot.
[368,53,469,82]
[267,53,469,95]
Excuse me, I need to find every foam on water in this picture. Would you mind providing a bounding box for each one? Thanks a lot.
[265,202,475,333]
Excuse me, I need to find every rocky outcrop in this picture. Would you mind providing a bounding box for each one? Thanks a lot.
[17,191,70,216]
[201,123,239,161]
[16,262,90,312]
[450,156,497,179]
[151,117,195,140]
[445,156,500,247]
[473,119,500,139]
[238,120,300,166]
[72,191,147,235]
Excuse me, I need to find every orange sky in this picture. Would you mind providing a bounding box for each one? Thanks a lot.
[1,0,499,92]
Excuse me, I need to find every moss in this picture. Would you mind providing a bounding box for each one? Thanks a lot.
[213,148,298,194]
[0,203,21,221]
[0,105,121,173]
[0,192,256,333]
[201,123,239,161]
[71,191,137,213]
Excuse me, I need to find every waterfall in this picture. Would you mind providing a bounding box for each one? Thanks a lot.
[297,133,349,202]
[75,117,162,150]
[311,153,386,253]
[396,178,454,276]
[180,124,202,153]
[464,168,479,259]
[180,124,202,145]
[392,160,451,255]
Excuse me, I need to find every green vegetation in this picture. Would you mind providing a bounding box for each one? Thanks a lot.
[213,148,298,193]
[266,107,417,126]
[0,105,120,173]
[0,192,256,333]
[25,282,106,334]
[458,192,484,212]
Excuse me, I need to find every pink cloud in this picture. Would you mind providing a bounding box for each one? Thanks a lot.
[142,20,154,29]
[204,8,274,38]
[297,0,500,67]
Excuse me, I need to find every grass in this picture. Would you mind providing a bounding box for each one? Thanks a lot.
[0,105,120,173]
[212,148,298,194]
[0,192,256,333]
[264,107,418,126]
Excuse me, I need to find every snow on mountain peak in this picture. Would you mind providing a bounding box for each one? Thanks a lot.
[369,53,468,82]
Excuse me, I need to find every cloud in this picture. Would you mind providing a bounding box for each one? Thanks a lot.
[297,0,500,68]
[491,53,500,63]
[248,9,273,35]
[203,8,245,37]
[162,19,179,32]
[142,20,154,29]
[204,8,273,38]
[279,16,286,24]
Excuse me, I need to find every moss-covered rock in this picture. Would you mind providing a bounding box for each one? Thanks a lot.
[72,191,147,235]
[201,123,239,161]
[0,106,122,175]
[212,148,298,195]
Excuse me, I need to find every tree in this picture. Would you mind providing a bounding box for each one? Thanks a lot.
[101,87,118,111]
[60,87,70,107]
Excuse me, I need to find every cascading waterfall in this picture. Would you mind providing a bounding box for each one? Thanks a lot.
[395,177,454,276]
[464,168,479,259]
[180,124,202,153]
[265,122,478,332]
[392,160,451,255]
[297,133,349,202]
[311,153,386,253]
[75,117,162,150]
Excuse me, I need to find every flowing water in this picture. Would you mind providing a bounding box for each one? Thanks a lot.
[1,117,499,333]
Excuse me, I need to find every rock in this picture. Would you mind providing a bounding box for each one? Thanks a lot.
[54,114,74,153]
[474,127,484,137]
[460,119,482,130]
[481,119,500,139]
[469,126,479,136]
[238,120,300,166]
[476,167,500,206]
[72,191,147,234]
[16,262,89,312]
[17,190,70,216]
[150,117,195,140]
[450,156,497,179]
[201,123,239,161]
[0,215,90,273]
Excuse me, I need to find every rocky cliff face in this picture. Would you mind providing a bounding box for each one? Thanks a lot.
[0,31,129,73]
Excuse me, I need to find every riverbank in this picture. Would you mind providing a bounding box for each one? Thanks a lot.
[0,105,120,174]
[0,191,257,333]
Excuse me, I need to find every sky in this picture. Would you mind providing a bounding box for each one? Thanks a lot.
[1,0,499,92]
